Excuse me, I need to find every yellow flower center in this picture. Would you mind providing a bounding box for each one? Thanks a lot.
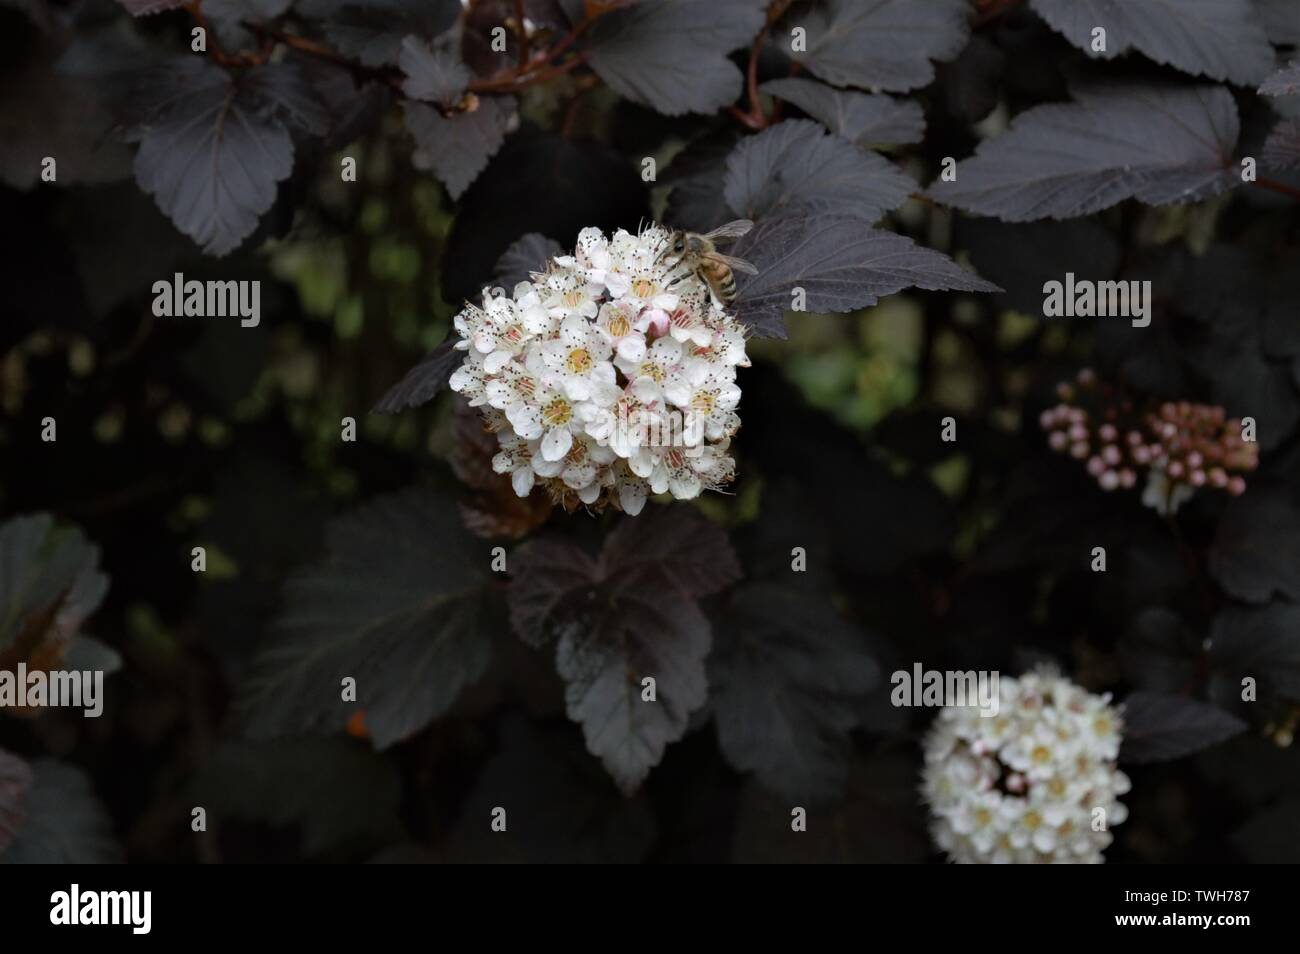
[690,390,716,415]
[1031,744,1052,764]
[631,277,658,298]
[1022,810,1042,830]
[565,348,593,374]
[606,312,630,337]
[542,399,572,427]
[1093,716,1111,735]
[562,289,585,309]
[638,361,665,384]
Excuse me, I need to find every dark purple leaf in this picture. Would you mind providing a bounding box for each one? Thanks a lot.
[235,489,494,749]
[508,508,738,792]
[663,129,740,233]
[789,0,972,93]
[1210,490,1300,604]
[0,759,120,863]
[131,59,304,256]
[1210,604,1300,697]
[927,82,1240,221]
[760,78,925,146]
[725,119,915,223]
[731,215,1000,338]
[311,0,462,67]
[1120,691,1246,764]
[493,232,562,289]
[1262,118,1300,171]
[585,0,765,116]
[1260,60,1300,96]
[398,33,469,106]
[1030,0,1273,85]
[0,513,108,656]
[710,584,879,800]
[404,94,515,199]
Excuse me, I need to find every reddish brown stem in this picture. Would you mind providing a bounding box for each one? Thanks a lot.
[254,24,403,89]
[513,0,531,66]
[731,0,798,131]
[470,50,589,93]
[727,104,766,131]
[1253,177,1300,200]
[975,0,1024,27]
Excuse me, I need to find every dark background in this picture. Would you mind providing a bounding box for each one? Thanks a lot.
[2,0,1299,863]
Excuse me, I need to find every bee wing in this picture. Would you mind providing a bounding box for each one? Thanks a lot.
[704,251,759,275]
[702,219,755,242]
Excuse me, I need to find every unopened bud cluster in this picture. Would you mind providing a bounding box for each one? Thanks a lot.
[1040,369,1258,514]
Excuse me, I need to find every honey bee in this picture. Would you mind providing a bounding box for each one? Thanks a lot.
[657,219,758,307]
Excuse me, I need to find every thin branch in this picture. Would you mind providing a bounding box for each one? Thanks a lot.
[974,0,1024,27]
[470,50,590,93]
[512,0,531,66]
[1253,177,1300,200]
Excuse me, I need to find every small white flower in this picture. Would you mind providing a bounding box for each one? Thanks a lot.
[492,429,540,497]
[596,302,646,363]
[663,357,742,442]
[619,336,687,407]
[530,315,618,402]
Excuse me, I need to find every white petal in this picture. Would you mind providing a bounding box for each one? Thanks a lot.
[604,272,631,297]
[511,467,535,497]
[630,447,656,479]
[508,404,544,440]
[619,479,647,515]
[541,426,572,461]
[669,473,702,499]
[532,455,563,477]
[483,349,513,374]
[616,334,646,362]
[562,375,592,402]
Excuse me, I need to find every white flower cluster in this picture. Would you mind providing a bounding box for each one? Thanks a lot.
[449,224,749,514]
[921,669,1130,864]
